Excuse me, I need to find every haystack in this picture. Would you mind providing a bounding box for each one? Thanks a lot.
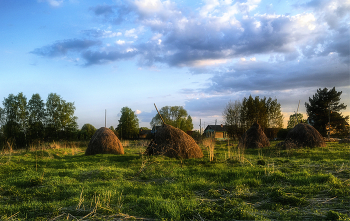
[144,124,203,159]
[238,122,270,149]
[85,127,124,155]
[282,123,326,149]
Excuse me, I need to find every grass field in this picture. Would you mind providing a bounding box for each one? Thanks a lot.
[0,140,349,220]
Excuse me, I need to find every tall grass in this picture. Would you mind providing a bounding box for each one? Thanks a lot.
[202,138,215,161]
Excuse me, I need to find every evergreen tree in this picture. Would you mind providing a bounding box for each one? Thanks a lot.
[305,87,349,136]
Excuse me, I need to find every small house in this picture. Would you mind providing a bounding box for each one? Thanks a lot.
[204,124,227,139]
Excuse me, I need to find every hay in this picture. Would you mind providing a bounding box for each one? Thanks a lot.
[144,124,203,159]
[85,127,124,155]
[238,122,270,149]
[283,123,326,149]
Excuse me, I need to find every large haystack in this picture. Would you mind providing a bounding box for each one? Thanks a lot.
[283,123,326,149]
[144,124,203,159]
[238,123,270,149]
[85,127,124,155]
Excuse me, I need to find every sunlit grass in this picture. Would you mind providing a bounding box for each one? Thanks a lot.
[0,140,349,220]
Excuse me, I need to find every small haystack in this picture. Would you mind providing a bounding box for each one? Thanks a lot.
[238,122,270,149]
[282,123,326,149]
[144,124,203,159]
[85,127,124,155]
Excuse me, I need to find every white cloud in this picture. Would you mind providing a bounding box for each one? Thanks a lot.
[102,30,122,38]
[116,40,125,45]
[293,13,316,30]
[192,59,229,67]
[38,0,63,7]
[134,0,164,15]
[250,57,256,61]
[125,28,138,38]
[151,33,163,41]
[135,110,142,114]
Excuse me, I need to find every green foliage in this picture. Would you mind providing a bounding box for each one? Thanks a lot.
[2,93,28,148]
[326,210,349,220]
[45,93,78,140]
[80,124,97,140]
[287,113,307,129]
[240,95,283,130]
[150,106,193,132]
[117,107,139,139]
[305,87,349,136]
[0,92,78,148]
[223,100,244,139]
[27,94,45,143]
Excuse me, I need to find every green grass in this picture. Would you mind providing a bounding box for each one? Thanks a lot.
[0,140,349,220]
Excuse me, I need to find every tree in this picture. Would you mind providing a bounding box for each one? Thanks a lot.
[240,95,268,129]
[80,124,97,140]
[305,87,349,137]
[240,95,283,131]
[117,107,139,139]
[223,100,241,127]
[266,97,284,129]
[45,93,78,140]
[1,93,28,148]
[223,100,243,139]
[150,106,193,132]
[27,93,45,143]
[287,113,307,129]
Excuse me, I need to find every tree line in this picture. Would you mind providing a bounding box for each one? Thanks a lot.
[223,95,284,139]
[223,87,349,139]
[0,92,78,148]
[79,106,194,141]
[1,87,347,149]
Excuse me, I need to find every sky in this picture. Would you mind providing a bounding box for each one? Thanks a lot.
[0,0,349,131]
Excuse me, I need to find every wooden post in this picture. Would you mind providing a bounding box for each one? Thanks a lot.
[154,103,165,125]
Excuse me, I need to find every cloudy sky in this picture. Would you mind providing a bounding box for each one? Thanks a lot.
[1,0,349,130]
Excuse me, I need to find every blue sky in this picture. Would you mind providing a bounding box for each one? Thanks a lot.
[0,0,349,130]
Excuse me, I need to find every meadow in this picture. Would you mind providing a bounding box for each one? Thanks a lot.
[0,140,349,220]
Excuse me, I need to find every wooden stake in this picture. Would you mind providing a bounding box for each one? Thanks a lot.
[154,103,165,125]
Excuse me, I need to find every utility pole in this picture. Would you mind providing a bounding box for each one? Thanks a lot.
[199,119,201,135]
[105,109,106,127]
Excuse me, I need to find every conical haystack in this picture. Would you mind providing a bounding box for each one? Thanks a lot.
[238,122,270,149]
[85,127,124,155]
[145,124,203,159]
[283,123,326,149]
